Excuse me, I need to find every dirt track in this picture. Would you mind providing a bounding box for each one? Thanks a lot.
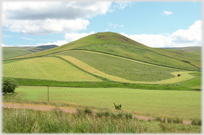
[2,102,191,125]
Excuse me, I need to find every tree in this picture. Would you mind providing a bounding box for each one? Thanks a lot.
[3,79,18,94]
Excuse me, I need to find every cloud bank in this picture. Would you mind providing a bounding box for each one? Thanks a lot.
[121,20,202,48]
[3,1,112,35]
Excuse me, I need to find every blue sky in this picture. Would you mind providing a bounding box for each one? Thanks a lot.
[1,1,202,48]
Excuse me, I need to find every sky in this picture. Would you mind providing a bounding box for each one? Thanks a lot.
[1,0,202,48]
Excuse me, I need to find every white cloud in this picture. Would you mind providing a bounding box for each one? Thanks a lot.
[21,37,34,41]
[121,20,202,48]
[2,43,14,47]
[8,19,90,35]
[36,40,68,46]
[2,1,112,35]
[171,20,202,44]
[113,2,131,10]
[108,22,124,28]
[65,31,95,42]
[162,11,173,16]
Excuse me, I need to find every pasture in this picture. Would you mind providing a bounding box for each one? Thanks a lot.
[12,86,201,120]
[3,56,101,82]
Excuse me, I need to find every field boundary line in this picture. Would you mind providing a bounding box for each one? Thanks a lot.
[72,49,197,71]
[54,55,108,81]
[59,55,135,83]
[67,50,195,84]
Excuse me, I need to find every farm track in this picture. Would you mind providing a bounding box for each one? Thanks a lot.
[2,102,191,125]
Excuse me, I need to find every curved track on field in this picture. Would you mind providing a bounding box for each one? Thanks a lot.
[58,52,195,84]
[2,102,191,125]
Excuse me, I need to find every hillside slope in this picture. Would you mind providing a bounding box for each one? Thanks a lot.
[163,46,201,55]
[3,45,57,60]
[8,32,200,70]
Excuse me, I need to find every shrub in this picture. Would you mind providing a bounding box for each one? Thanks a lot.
[124,113,132,119]
[84,107,93,115]
[110,112,117,119]
[76,108,84,116]
[3,79,18,94]
[117,113,123,119]
[167,118,173,123]
[96,112,104,118]
[155,117,162,122]
[191,118,202,126]
[173,117,183,124]
[104,111,110,117]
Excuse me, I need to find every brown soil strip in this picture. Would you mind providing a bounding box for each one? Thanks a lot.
[3,102,77,113]
[2,102,191,125]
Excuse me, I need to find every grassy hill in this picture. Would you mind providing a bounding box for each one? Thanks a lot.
[163,46,201,55]
[3,45,57,60]
[13,32,200,70]
[3,32,201,88]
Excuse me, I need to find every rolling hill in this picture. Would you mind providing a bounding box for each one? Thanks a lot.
[163,46,201,55]
[3,45,57,60]
[3,32,201,87]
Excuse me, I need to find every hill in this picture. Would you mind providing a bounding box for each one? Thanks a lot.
[162,46,201,55]
[3,45,58,60]
[3,32,201,88]
[11,32,200,70]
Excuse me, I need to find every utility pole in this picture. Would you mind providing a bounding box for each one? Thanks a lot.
[47,86,49,101]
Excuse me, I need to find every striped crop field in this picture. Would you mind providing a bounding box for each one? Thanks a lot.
[3,57,101,82]
[13,86,201,119]
[55,50,196,83]
[59,55,195,84]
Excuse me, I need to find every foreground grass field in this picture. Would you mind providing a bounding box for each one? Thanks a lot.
[2,108,201,133]
[11,86,201,120]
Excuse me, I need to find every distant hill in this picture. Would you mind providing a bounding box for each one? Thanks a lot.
[3,45,58,60]
[161,46,201,55]
[35,45,58,50]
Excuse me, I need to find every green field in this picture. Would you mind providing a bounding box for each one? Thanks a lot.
[75,44,199,70]
[13,86,201,119]
[55,50,179,82]
[3,56,101,82]
[3,45,57,60]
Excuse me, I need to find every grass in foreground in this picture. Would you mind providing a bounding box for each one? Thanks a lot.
[2,108,201,133]
[6,86,201,119]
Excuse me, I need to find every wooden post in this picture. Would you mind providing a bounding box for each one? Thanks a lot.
[47,86,49,101]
